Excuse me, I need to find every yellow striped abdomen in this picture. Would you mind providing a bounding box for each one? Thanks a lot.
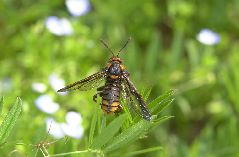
[101,99,120,114]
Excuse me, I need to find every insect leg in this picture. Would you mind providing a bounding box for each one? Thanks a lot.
[93,93,99,102]
[97,86,104,91]
[93,91,103,102]
[93,86,104,102]
[117,104,123,112]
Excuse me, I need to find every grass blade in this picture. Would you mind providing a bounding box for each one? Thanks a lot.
[101,115,106,131]
[0,96,3,115]
[88,108,98,147]
[149,90,174,110]
[91,114,127,149]
[152,98,174,115]
[0,97,22,144]
[104,115,168,152]
[121,99,133,123]
[97,108,102,135]
[153,115,174,124]
[144,88,152,102]
[104,120,151,152]
[124,146,163,156]
[105,116,173,153]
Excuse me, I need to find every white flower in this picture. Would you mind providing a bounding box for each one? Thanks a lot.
[49,73,67,95]
[45,112,84,139]
[45,16,73,36]
[196,29,220,45]
[65,111,82,126]
[46,118,65,139]
[61,123,84,139]
[32,82,47,93]
[35,94,59,114]
[61,111,84,139]
[0,78,12,93]
[66,0,90,17]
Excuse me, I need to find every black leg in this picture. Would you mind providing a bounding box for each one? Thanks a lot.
[118,104,123,112]
[93,94,98,102]
[93,92,102,102]
[97,86,104,91]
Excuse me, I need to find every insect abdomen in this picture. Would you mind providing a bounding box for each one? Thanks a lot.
[101,100,120,113]
[101,84,120,114]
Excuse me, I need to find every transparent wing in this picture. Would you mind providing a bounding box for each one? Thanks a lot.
[121,75,152,121]
[57,69,107,92]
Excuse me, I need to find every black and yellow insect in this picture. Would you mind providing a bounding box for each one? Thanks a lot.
[57,38,152,121]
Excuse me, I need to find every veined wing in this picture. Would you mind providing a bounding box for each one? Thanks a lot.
[122,74,152,121]
[57,69,107,92]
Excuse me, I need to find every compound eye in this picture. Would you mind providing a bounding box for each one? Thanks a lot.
[109,63,121,75]
[110,67,120,75]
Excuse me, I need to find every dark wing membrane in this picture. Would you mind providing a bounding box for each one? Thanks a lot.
[122,76,152,121]
[57,69,107,92]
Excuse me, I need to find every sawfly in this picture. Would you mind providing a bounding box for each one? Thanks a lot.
[58,38,152,121]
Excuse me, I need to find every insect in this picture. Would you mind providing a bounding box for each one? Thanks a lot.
[57,38,152,121]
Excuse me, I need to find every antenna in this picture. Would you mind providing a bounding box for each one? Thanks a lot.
[100,39,115,56]
[117,37,131,56]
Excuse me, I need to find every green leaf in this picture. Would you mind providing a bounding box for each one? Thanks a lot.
[91,114,127,149]
[140,87,146,98]
[104,120,150,152]
[124,146,163,156]
[121,99,133,123]
[144,87,152,102]
[153,115,174,124]
[101,115,107,131]
[0,97,22,144]
[88,108,98,147]
[103,90,174,152]
[149,90,174,110]
[152,98,174,116]
[0,96,3,115]
[104,114,173,153]
[97,108,102,135]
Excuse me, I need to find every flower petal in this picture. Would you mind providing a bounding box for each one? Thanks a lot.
[46,118,65,139]
[196,29,220,45]
[61,123,84,139]
[32,82,47,93]
[49,73,67,95]
[65,111,82,126]
[35,94,59,114]
[66,0,91,17]
[0,78,12,93]
[45,16,73,36]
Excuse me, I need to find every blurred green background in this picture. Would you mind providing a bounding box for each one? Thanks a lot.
[1,0,239,156]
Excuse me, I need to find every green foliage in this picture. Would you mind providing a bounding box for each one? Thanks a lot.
[0,96,3,115]
[149,90,174,114]
[0,97,22,145]
[91,114,127,149]
[88,108,98,147]
[123,146,163,157]
[0,0,239,156]
[104,116,172,153]
[47,90,173,157]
